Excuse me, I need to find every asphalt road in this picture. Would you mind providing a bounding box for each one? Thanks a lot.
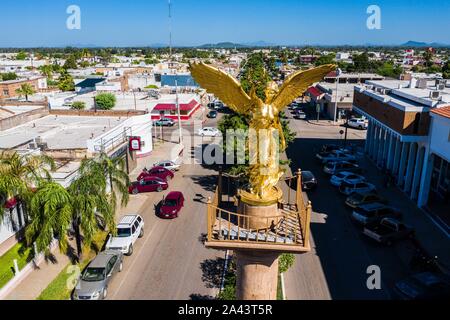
[108,115,225,300]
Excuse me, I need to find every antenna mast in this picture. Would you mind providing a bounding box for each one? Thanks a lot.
[168,0,172,61]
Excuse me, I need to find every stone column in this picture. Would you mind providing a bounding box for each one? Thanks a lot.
[236,250,279,300]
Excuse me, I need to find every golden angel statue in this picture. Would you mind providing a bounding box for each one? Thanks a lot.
[190,62,335,201]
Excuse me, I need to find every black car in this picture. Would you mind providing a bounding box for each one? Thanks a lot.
[301,171,317,190]
[207,110,218,118]
[394,272,450,300]
[321,144,341,153]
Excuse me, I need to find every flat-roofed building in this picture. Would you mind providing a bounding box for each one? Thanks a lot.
[353,78,450,223]
[0,76,47,99]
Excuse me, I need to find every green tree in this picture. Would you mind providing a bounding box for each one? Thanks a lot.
[352,52,371,71]
[443,60,450,79]
[95,93,117,110]
[15,83,35,101]
[279,253,295,273]
[0,151,55,221]
[15,51,27,60]
[58,71,75,92]
[71,101,86,110]
[85,153,130,215]
[377,61,403,79]
[63,54,78,69]
[39,65,54,79]
[1,72,18,81]
[25,182,73,254]
[315,54,335,66]
[68,159,115,258]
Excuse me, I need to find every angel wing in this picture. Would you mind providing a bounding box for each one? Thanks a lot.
[190,62,257,115]
[270,64,336,112]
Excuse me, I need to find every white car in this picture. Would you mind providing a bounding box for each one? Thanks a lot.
[154,160,180,172]
[330,171,366,187]
[316,150,356,164]
[339,182,376,196]
[198,127,220,137]
[347,118,368,130]
[105,215,144,256]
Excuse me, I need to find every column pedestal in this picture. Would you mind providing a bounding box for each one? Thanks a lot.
[236,250,279,300]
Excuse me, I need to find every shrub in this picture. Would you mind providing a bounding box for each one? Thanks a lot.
[95,93,116,110]
[71,101,86,110]
[279,253,295,274]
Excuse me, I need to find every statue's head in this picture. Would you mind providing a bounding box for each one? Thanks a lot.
[265,81,279,102]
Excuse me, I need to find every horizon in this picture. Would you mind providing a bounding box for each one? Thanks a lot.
[0,0,449,48]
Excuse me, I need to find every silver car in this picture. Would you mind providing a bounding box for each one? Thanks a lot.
[72,251,123,300]
[154,160,181,172]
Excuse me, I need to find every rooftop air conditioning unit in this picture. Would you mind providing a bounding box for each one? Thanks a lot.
[438,84,445,91]
[417,79,428,89]
[37,142,48,151]
[430,91,440,99]
[28,142,38,149]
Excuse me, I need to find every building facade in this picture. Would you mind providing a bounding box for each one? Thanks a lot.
[353,79,450,224]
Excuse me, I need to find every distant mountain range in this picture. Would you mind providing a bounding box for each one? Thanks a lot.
[198,41,276,49]
[401,41,449,48]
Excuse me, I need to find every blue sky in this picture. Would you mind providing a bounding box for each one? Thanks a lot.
[0,0,449,47]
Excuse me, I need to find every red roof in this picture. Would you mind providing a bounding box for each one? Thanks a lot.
[431,106,450,119]
[307,86,324,98]
[154,99,199,111]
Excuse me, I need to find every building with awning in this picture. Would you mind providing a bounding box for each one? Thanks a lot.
[150,94,201,121]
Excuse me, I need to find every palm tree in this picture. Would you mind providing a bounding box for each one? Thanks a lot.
[68,160,114,258]
[15,83,35,101]
[0,151,55,221]
[96,153,130,213]
[25,182,72,254]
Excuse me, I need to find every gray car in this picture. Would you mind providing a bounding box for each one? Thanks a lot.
[72,251,123,300]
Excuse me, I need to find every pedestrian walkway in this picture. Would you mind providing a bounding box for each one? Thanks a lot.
[306,119,345,127]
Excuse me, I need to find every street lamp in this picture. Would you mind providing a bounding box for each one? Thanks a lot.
[333,68,342,123]
[175,79,183,144]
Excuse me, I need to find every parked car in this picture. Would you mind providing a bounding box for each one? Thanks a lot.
[207,110,218,118]
[351,203,402,226]
[347,118,368,130]
[213,101,224,110]
[345,191,387,208]
[293,110,307,119]
[394,272,450,300]
[301,171,317,190]
[138,166,174,182]
[72,251,123,300]
[316,150,356,164]
[321,144,341,153]
[154,118,175,127]
[339,181,376,196]
[323,161,363,175]
[197,127,221,137]
[129,176,168,194]
[154,160,180,172]
[330,171,366,187]
[105,214,144,256]
[363,218,415,245]
[159,191,185,219]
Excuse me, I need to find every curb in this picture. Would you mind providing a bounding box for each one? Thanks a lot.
[306,120,344,127]
[280,273,287,300]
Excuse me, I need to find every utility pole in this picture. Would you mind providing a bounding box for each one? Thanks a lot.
[333,68,342,123]
[168,0,172,63]
[175,79,183,144]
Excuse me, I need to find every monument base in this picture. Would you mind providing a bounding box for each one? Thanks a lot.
[236,250,279,300]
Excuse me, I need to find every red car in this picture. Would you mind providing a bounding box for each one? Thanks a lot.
[129,176,168,194]
[159,192,185,219]
[138,166,174,182]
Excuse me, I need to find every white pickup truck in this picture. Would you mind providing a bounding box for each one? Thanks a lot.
[363,218,414,246]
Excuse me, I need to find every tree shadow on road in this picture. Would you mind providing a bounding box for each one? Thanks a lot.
[189,293,216,300]
[200,257,226,289]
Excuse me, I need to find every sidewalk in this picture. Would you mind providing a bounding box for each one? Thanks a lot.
[3,141,182,300]
[306,119,345,127]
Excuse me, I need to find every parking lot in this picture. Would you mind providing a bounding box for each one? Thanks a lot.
[284,111,450,300]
